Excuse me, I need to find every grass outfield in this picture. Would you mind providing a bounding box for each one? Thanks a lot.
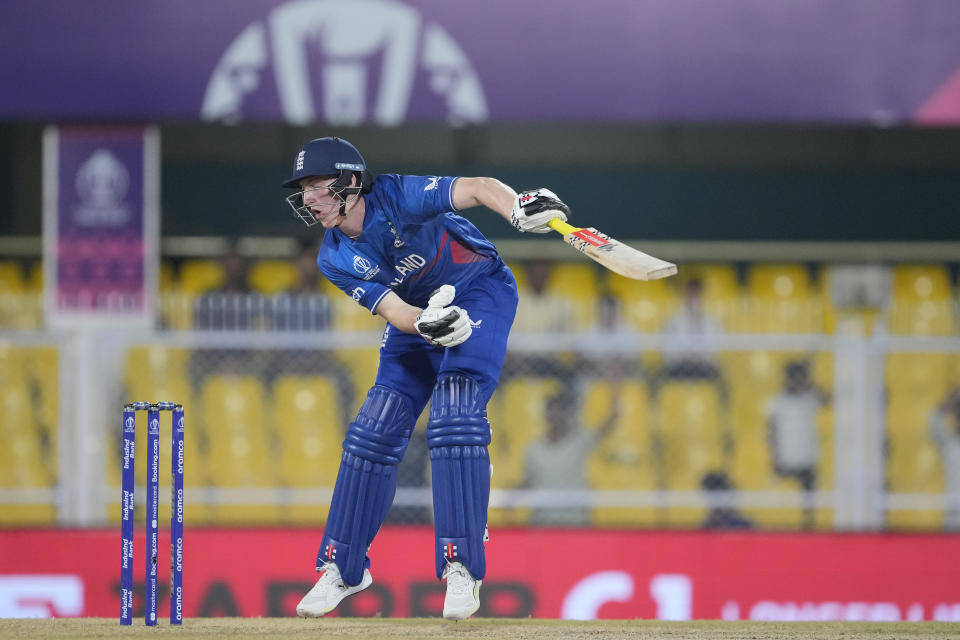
[0,619,958,640]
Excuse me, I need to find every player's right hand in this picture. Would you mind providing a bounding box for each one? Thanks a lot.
[511,188,570,233]
[414,285,473,347]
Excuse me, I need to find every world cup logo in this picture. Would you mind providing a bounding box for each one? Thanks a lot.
[202,0,488,126]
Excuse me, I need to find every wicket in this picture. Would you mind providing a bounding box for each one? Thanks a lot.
[120,401,184,626]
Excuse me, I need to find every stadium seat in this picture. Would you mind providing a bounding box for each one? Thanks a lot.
[320,278,387,332]
[0,261,25,293]
[745,263,821,333]
[0,378,57,524]
[24,347,59,443]
[201,375,280,524]
[124,346,190,390]
[272,375,343,488]
[884,395,945,529]
[885,353,950,402]
[657,382,726,526]
[583,381,659,527]
[248,259,300,295]
[542,263,600,329]
[0,380,53,489]
[334,347,381,417]
[889,264,954,335]
[178,259,226,296]
[607,272,678,334]
[487,377,561,526]
[504,262,528,291]
[677,263,740,331]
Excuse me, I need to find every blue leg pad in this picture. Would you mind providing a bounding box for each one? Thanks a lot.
[427,375,491,580]
[319,385,414,586]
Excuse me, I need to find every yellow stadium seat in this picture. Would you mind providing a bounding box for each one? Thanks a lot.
[504,262,528,291]
[745,264,821,333]
[0,261,25,293]
[179,259,226,295]
[124,346,190,389]
[720,350,804,395]
[159,260,176,293]
[889,264,954,335]
[0,344,28,385]
[885,396,944,532]
[0,381,53,488]
[486,378,562,526]
[657,382,726,526]
[201,375,280,524]
[248,260,300,295]
[0,504,57,526]
[202,375,274,484]
[583,381,659,526]
[885,353,950,402]
[335,347,382,417]
[23,347,59,443]
[607,272,678,334]
[544,263,600,329]
[272,375,343,488]
[677,263,740,330]
[320,278,388,332]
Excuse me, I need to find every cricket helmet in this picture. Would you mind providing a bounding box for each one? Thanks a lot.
[281,136,366,188]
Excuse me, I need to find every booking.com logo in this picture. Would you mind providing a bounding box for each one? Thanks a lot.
[201,0,488,126]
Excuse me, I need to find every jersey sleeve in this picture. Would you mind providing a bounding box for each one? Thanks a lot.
[319,258,391,315]
[391,174,459,222]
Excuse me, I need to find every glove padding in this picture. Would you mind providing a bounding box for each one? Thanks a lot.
[511,188,570,233]
[414,285,472,347]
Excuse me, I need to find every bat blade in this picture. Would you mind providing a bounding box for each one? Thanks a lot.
[548,219,676,281]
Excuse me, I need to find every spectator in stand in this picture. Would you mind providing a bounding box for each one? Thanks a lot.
[513,258,575,333]
[504,258,577,384]
[929,386,960,530]
[270,239,332,332]
[189,241,264,386]
[193,240,266,330]
[522,390,620,526]
[660,278,724,380]
[766,360,830,529]
[700,471,753,529]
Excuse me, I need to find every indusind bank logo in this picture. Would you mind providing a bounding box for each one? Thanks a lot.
[201,0,489,126]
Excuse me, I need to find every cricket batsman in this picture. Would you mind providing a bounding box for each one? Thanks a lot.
[282,137,570,620]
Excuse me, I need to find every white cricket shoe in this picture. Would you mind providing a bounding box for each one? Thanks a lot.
[296,563,372,617]
[442,561,481,620]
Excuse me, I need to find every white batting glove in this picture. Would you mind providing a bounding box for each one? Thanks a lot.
[511,188,570,233]
[414,285,473,347]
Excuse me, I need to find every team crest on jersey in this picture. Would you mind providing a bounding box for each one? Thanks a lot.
[352,255,381,280]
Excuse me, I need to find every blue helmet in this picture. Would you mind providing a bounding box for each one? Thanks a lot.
[281,137,366,188]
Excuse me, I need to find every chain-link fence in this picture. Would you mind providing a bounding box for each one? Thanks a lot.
[2,292,959,531]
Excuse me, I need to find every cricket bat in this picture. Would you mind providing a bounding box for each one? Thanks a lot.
[547,218,677,281]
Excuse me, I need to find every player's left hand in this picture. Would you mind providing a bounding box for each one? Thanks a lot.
[414,285,473,347]
[511,188,570,233]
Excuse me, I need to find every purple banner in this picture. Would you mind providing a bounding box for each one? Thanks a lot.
[43,127,158,326]
[3,0,960,124]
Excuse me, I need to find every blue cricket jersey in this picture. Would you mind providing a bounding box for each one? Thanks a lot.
[317,174,501,313]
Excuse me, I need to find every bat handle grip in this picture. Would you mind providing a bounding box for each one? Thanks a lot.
[547,218,579,235]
